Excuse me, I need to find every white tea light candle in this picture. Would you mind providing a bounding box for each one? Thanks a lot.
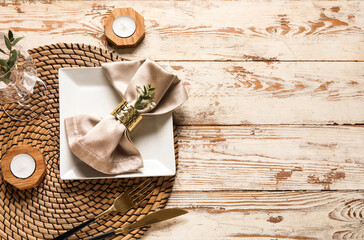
[10,153,36,179]
[1,145,46,190]
[112,15,136,38]
[105,8,145,47]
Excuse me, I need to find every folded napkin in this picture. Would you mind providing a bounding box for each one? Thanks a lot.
[65,59,188,174]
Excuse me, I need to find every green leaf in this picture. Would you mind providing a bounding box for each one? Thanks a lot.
[0,48,5,54]
[0,70,11,84]
[134,84,156,110]
[0,59,8,67]
[8,30,13,41]
[135,102,148,110]
[7,50,17,68]
[142,96,152,100]
[7,61,14,70]
[12,37,24,46]
[1,76,10,84]
[4,36,11,50]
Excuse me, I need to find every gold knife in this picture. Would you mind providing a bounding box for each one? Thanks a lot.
[85,208,188,240]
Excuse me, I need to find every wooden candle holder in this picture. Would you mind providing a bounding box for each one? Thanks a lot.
[104,8,145,48]
[1,145,46,190]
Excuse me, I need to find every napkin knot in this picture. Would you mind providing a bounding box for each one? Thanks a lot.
[111,99,142,132]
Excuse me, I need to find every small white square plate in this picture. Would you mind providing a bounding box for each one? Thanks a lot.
[59,67,176,180]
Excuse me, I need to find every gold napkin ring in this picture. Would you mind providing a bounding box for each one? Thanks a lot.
[111,100,142,132]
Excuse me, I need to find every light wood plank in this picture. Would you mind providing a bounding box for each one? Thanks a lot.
[168,61,364,125]
[0,1,363,61]
[0,1,363,240]
[143,191,364,240]
[174,125,364,191]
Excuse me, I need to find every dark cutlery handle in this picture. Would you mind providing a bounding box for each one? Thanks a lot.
[85,231,116,240]
[53,218,96,240]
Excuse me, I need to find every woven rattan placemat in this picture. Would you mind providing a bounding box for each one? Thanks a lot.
[0,43,178,240]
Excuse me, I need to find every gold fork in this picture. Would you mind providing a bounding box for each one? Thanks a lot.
[53,179,154,240]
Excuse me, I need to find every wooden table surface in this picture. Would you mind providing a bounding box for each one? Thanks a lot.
[1,0,363,239]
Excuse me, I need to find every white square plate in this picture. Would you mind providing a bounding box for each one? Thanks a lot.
[59,67,176,180]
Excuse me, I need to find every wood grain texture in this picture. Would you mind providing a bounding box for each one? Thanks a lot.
[174,125,364,191]
[0,0,363,239]
[142,191,364,240]
[0,1,363,61]
[168,61,364,125]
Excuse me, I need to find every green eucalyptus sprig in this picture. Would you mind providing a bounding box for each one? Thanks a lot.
[134,84,156,110]
[0,30,24,84]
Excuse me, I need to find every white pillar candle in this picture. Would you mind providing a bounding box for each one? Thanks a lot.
[112,15,136,38]
[10,153,36,179]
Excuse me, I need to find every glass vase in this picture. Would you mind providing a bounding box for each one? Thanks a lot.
[0,32,46,121]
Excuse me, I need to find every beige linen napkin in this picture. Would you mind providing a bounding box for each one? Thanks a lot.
[65,59,188,174]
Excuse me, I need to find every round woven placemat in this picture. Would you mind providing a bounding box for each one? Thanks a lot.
[0,43,178,240]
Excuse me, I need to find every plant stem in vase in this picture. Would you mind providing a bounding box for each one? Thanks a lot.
[0,30,46,121]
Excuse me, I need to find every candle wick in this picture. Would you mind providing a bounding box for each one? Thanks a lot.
[120,23,126,29]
